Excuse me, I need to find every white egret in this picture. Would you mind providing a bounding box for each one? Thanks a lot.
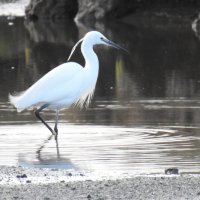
[9,31,127,140]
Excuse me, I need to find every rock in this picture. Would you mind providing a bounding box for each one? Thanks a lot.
[192,13,200,40]
[76,0,200,23]
[68,172,72,176]
[25,0,78,20]
[25,0,200,23]
[21,174,27,178]
[75,0,137,23]
[165,168,179,175]
[87,194,91,199]
[16,174,27,178]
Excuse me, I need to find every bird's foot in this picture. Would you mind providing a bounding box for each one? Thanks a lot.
[50,131,58,140]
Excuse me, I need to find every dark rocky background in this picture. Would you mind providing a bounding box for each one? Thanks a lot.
[25,0,78,20]
[25,0,200,22]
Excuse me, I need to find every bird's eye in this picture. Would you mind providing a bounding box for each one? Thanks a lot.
[100,37,103,40]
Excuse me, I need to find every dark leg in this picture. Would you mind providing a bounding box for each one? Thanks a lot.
[35,104,55,135]
[54,110,59,140]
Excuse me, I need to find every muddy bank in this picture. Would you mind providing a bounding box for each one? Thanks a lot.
[0,166,200,200]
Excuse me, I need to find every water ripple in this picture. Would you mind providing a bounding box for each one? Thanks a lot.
[0,124,199,174]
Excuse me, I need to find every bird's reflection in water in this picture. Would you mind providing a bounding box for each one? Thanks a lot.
[18,135,77,170]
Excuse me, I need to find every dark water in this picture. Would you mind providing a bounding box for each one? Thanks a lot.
[1,16,200,174]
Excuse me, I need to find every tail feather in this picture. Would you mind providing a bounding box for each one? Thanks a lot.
[9,91,26,112]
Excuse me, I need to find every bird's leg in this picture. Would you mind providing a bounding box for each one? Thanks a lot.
[35,104,55,135]
[54,109,59,140]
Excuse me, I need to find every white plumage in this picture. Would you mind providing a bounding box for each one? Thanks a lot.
[9,62,95,111]
[9,31,127,139]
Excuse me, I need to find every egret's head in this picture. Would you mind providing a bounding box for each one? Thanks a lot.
[84,31,108,45]
[67,31,128,61]
[84,31,128,52]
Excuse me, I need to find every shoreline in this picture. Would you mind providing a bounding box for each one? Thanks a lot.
[0,166,200,199]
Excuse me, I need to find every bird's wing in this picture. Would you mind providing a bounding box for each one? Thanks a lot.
[10,62,85,110]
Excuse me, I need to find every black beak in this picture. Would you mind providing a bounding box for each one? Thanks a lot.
[101,38,129,53]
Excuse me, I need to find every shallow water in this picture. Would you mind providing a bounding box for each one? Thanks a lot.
[1,16,200,174]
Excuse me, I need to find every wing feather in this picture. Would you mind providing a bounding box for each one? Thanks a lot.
[9,62,84,111]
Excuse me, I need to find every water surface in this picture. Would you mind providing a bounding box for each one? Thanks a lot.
[1,16,200,174]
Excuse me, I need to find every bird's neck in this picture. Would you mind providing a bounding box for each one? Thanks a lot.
[81,40,99,71]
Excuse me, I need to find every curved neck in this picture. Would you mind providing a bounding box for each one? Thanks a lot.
[81,40,99,70]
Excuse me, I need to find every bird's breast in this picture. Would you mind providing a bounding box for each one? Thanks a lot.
[74,66,99,108]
